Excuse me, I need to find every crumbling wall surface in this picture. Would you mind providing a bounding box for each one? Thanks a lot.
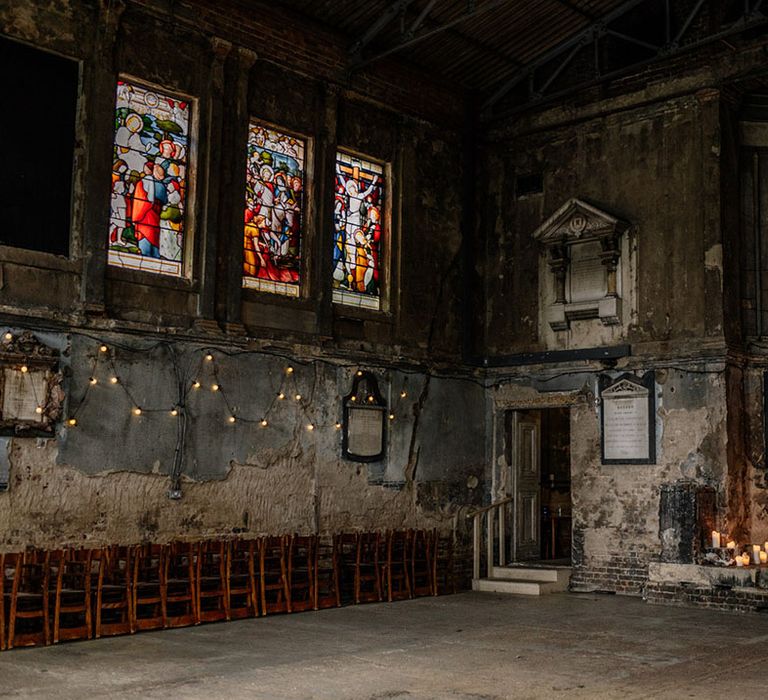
[0,332,484,551]
[482,92,722,356]
[569,368,727,595]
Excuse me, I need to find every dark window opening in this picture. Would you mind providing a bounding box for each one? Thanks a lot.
[515,172,543,198]
[0,36,78,257]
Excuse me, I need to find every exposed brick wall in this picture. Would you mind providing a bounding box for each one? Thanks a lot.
[570,555,651,596]
[646,582,768,614]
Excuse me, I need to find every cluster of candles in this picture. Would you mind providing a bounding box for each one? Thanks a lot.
[711,531,768,566]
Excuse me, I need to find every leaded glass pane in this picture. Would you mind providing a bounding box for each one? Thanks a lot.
[332,152,384,310]
[243,123,306,296]
[108,80,190,277]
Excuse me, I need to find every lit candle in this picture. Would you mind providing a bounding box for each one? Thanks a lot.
[736,556,744,567]
[753,545,761,565]
[760,551,767,565]
[743,553,751,566]
[712,531,721,548]
[727,540,736,551]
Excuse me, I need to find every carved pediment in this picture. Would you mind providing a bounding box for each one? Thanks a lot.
[532,198,629,245]
[601,379,648,398]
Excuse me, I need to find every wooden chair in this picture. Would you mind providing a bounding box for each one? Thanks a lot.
[196,540,227,623]
[132,544,165,631]
[7,550,50,648]
[287,535,314,613]
[314,535,341,610]
[94,545,134,637]
[354,532,382,604]
[226,539,258,619]
[432,530,455,595]
[383,530,412,602]
[335,533,358,606]
[51,548,93,643]
[410,529,434,597]
[260,536,291,614]
[165,541,197,628]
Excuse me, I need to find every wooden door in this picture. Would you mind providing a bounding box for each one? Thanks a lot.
[511,410,541,562]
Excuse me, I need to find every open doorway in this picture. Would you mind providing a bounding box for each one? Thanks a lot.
[506,407,571,564]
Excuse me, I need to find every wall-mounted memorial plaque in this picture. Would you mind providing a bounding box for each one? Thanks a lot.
[342,371,386,462]
[599,371,655,464]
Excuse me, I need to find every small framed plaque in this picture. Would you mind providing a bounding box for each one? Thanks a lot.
[342,371,386,462]
[599,371,655,465]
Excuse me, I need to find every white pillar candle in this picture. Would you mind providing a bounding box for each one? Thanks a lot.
[712,531,721,548]
[736,556,744,567]
[744,553,752,566]
[753,545,761,565]
[760,551,767,564]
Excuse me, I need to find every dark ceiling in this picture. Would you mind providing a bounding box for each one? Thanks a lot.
[271,0,768,116]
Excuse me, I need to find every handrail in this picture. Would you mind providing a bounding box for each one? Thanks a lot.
[465,496,514,519]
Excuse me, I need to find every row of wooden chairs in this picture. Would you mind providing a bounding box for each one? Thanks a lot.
[0,529,454,650]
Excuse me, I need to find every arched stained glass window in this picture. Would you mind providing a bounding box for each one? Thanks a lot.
[108,79,192,277]
[332,151,384,310]
[243,122,306,297]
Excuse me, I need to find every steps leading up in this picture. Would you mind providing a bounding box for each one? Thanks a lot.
[472,564,571,596]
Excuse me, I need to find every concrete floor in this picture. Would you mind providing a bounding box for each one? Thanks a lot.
[1,592,767,699]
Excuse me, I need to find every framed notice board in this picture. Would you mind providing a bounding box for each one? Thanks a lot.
[599,371,655,465]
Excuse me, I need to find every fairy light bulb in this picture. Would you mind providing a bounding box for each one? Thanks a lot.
[351,396,357,402]
[286,366,294,374]
[35,406,43,415]
[334,422,342,430]
[356,370,363,377]
[67,418,77,427]
[212,383,220,392]
[294,393,302,401]
[400,390,407,398]
[89,377,98,385]
[192,380,201,389]
[20,365,28,374]
[306,423,314,431]
[260,418,268,427]
[389,413,395,421]
[228,415,236,424]
[205,353,214,361]
[4,332,12,341]
[110,376,119,384]
[99,345,108,353]
[170,408,179,417]
[367,395,374,403]
[133,407,142,416]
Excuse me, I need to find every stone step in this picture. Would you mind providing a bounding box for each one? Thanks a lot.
[472,577,561,596]
[491,565,571,588]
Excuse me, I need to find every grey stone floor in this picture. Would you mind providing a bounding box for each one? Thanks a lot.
[0,591,766,699]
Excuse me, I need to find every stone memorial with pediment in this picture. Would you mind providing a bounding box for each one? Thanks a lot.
[599,372,656,465]
[532,198,630,332]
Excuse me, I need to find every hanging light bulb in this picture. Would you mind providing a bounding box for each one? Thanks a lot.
[170,408,179,417]
[260,418,268,427]
[277,391,285,400]
[389,413,395,421]
[228,415,236,424]
[356,370,363,377]
[367,395,374,403]
[133,407,142,416]
[205,353,214,361]
[306,423,314,431]
[192,380,201,389]
[286,366,294,374]
[350,396,357,402]
[110,376,119,384]
[20,365,28,374]
[4,332,12,341]
[35,406,43,415]
[89,377,98,385]
[400,390,407,398]
[212,383,220,392]
[99,345,108,353]
[294,393,302,401]
[67,418,77,427]
[334,422,342,430]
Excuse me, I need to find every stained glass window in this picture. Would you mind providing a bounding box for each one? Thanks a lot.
[108,80,191,277]
[243,123,306,297]
[332,151,384,310]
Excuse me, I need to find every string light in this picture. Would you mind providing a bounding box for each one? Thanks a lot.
[192,380,201,389]
[334,422,342,430]
[389,413,395,421]
[205,353,213,361]
[350,396,357,402]
[286,366,294,374]
[110,376,119,384]
[35,406,43,415]
[260,418,268,427]
[367,395,374,403]
[20,365,28,374]
[170,408,179,417]
[400,390,407,398]
[228,415,236,424]
[99,345,108,353]
[356,370,363,377]
[133,407,142,416]
[89,377,98,385]
[67,418,77,427]
[212,383,220,392]
[3,332,12,341]
[277,392,285,400]
[306,423,314,431]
